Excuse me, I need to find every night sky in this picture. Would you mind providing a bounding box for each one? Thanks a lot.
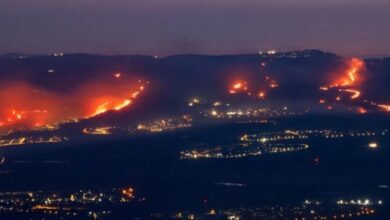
[1,0,389,57]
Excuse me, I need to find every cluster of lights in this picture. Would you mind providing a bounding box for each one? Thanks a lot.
[82,126,115,135]
[0,135,66,147]
[135,115,192,133]
[180,142,309,160]
[152,197,381,220]
[182,128,387,160]
[204,107,303,120]
[0,187,136,218]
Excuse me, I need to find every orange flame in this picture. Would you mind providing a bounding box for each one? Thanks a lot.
[378,104,390,112]
[229,81,248,94]
[0,76,147,129]
[330,58,364,88]
[358,107,367,114]
[340,89,361,99]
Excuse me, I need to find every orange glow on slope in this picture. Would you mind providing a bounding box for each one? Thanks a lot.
[115,99,132,110]
[378,104,390,112]
[330,58,364,88]
[0,83,63,128]
[318,58,390,114]
[340,89,361,99]
[358,107,367,114]
[0,76,147,129]
[77,82,145,118]
[228,74,279,99]
[229,81,248,94]
[233,83,243,89]
[318,58,369,112]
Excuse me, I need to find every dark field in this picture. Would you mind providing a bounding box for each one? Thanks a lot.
[1,115,389,219]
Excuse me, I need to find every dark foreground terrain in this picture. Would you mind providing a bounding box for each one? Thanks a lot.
[1,115,389,219]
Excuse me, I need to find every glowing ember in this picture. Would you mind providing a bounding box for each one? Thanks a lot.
[358,107,367,114]
[131,91,140,98]
[340,89,361,99]
[229,81,248,94]
[378,104,390,112]
[233,82,247,90]
[92,102,111,116]
[114,99,132,111]
[233,83,243,89]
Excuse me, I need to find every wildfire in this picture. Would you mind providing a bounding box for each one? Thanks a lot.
[228,75,279,100]
[378,104,390,112]
[321,58,364,101]
[318,58,390,114]
[330,58,364,88]
[0,75,147,130]
[340,89,361,99]
[230,81,248,94]
[89,98,135,118]
[318,58,372,112]
[233,83,243,89]
[114,99,132,111]
[77,82,145,118]
[229,81,248,94]
[0,84,61,129]
[358,107,368,114]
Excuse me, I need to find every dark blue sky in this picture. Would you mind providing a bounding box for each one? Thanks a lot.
[1,0,389,57]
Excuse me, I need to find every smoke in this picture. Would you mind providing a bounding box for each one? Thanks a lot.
[0,75,146,129]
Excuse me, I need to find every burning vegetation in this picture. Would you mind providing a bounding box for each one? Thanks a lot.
[229,81,248,94]
[319,58,390,113]
[0,74,147,130]
[330,58,364,88]
[228,63,279,100]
